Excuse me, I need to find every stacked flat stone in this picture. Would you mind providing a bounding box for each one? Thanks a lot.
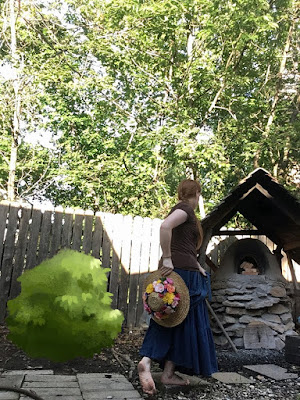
[210,276,296,350]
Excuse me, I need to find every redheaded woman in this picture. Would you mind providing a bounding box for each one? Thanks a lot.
[138,179,218,395]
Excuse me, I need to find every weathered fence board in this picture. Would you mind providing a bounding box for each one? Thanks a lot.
[91,211,103,259]
[0,203,19,321]
[82,210,94,254]
[118,214,133,324]
[149,218,162,271]
[109,213,123,309]
[101,212,112,271]
[127,216,143,328]
[61,208,73,248]
[9,205,31,299]
[136,217,153,325]
[37,209,52,264]
[72,210,84,251]
[49,207,63,257]
[0,202,9,266]
[25,207,42,270]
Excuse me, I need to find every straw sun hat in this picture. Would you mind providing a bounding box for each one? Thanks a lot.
[142,270,190,328]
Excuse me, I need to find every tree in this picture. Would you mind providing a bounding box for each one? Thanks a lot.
[1,0,299,215]
[0,0,79,202]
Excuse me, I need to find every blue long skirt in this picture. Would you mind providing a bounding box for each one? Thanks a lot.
[140,268,218,376]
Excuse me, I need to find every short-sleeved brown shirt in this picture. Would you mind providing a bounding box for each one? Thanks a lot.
[169,202,200,271]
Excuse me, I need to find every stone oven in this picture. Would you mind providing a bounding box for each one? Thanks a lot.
[210,238,296,350]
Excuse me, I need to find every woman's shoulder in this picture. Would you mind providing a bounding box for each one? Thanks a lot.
[171,202,194,216]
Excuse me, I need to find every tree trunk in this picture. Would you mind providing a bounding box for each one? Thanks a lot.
[263,24,293,137]
[7,0,20,201]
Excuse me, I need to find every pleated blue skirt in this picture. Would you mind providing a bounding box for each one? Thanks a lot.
[140,268,218,376]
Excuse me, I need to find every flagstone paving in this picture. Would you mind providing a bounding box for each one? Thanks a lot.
[0,371,142,400]
[212,372,252,384]
[243,364,298,381]
[0,366,299,399]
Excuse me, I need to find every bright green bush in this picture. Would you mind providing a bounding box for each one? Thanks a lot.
[6,249,124,362]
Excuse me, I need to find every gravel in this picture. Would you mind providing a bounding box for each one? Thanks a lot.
[133,348,300,400]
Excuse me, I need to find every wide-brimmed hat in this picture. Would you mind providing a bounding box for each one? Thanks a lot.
[142,270,190,327]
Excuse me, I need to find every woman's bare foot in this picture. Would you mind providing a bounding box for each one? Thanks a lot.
[138,358,157,395]
[161,373,190,386]
[161,360,190,386]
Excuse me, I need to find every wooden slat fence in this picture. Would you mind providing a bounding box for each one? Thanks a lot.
[1,201,299,328]
[0,201,162,328]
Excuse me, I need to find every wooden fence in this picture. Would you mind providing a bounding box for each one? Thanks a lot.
[0,201,162,327]
[0,201,298,328]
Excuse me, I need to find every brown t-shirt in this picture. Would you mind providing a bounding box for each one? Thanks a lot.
[169,202,200,271]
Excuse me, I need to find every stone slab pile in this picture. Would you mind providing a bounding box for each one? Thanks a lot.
[210,276,297,350]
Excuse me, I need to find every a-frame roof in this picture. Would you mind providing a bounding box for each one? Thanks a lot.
[201,168,300,264]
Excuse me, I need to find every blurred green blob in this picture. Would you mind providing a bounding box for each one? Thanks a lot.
[6,249,124,362]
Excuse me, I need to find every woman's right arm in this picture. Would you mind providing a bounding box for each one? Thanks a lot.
[159,209,187,276]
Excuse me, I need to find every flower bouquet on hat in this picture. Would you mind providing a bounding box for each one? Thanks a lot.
[142,270,190,327]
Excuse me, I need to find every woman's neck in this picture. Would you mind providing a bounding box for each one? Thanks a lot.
[178,198,197,210]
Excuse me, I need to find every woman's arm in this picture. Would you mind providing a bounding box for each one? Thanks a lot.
[159,209,187,276]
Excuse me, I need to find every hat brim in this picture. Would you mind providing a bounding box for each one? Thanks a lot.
[142,270,190,327]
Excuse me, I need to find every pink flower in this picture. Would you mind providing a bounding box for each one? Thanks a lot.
[171,299,179,308]
[154,312,163,320]
[144,303,152,313]
[166,278,174,284]
[154,283,164,293]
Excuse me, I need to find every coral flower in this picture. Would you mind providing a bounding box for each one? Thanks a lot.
[166,283,175,293]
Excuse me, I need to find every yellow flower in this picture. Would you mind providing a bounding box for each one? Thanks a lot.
[163,292,175,305]
[146,283,154,294]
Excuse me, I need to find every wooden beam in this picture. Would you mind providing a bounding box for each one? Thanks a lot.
[199,227,212,267]
[283,241,300,251]
[206,300,238,353]
[286,251,300,290]
[213,229,263,236]
[205,255,219,272]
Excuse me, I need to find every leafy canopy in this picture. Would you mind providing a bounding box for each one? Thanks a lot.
[0,0,299,216]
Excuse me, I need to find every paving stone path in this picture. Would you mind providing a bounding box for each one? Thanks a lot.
[0,365,298,399]
[243,364,299,381]
[0,370,142,400]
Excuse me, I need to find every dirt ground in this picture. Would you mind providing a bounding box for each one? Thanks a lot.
[0,324,299,400]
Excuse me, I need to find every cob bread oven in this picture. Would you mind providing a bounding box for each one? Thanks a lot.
[210,238,295,350]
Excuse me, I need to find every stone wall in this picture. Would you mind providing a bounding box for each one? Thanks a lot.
[211,276,296,350]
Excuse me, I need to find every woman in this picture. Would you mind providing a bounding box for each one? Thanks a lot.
[138,179,218,395]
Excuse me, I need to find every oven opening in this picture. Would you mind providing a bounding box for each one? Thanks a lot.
[238,255,261,275]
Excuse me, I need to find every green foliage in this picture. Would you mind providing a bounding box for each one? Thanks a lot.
[0,0,299,214]
[6,250,124,362]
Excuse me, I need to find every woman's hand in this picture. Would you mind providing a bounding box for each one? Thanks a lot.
[160,257,174,277]
[197,262,207,276]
